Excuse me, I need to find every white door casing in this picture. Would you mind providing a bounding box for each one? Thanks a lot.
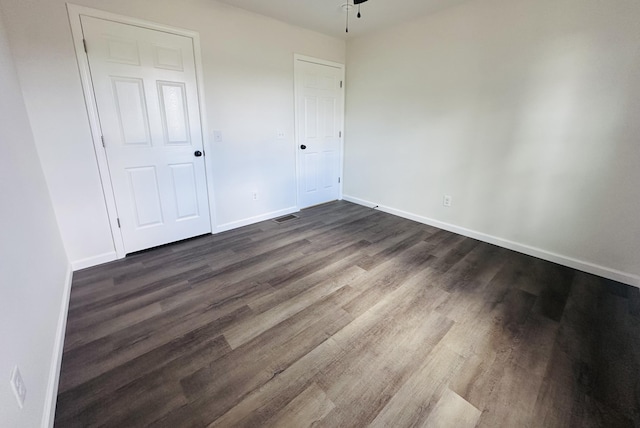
[80,15,211,254]
[294,55,345,209]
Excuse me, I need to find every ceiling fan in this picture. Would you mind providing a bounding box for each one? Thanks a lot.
[343,0,370,33]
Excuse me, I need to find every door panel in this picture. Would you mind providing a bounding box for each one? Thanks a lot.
[158,82,190,145]
[153,45,184,71]
[81,16,211,253]
[304,96,318,139]
[112,78,150,145]
[169,163,200,220]
[321,98,336,137]
[105,37,140,65]
[321,151,336,190]
[127,166,163,228]
[303,153,319,193]
[296,59,343,208]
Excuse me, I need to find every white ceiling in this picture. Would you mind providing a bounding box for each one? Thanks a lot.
[216,0,471,39]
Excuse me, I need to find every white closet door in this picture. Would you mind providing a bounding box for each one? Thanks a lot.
[82,15,211,253]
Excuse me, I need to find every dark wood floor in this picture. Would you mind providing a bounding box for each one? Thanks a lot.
[55,201,640,427]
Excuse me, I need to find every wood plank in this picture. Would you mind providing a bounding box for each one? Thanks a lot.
[313,273,454,426]
[224,264,364,349]
[421,387,482,428]
[263,383,335,428]
[207,338,345,428]
[55,200,640,427]
[370,345,466,427]
[155,290,356,425]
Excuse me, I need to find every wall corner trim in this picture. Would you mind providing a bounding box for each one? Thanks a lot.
[343,195,640,289]
[41,264,73,428]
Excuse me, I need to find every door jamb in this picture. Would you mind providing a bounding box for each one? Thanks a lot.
[67,3,217,258]
[293,54,345,209]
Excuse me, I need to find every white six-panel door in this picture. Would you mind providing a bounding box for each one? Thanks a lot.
[295,58,344,209]
[81,15,211,254]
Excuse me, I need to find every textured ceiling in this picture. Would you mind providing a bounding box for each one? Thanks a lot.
[216,0,471,39]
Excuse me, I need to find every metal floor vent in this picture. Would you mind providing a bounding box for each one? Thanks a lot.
[273,214,299,224]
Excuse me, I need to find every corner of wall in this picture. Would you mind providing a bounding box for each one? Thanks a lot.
[41,264,73,428]
[343,195,640,289]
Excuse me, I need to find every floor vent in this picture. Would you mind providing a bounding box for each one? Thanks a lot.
[273,214,299,224]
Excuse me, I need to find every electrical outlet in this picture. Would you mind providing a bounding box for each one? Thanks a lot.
[252,192,258,201]
[213,130,223,143]
[276,130,286,139]
[10,366,26,409]
[443,195,452,207]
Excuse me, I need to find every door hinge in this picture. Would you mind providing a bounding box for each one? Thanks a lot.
[101,135,105,147]
[338,177,341,184]
[82,39,88,53]
[117,218,121,228]
[339,131,342,138]
[340,81,343,88]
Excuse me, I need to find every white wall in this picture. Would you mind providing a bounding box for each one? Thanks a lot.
[344,0,640,285]
[0,5,70,427]
[0,0,345,268]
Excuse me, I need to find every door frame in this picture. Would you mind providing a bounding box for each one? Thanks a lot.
[293,54,345,209]
[67,4,216,258]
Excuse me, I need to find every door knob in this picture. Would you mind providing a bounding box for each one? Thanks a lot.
[300,145,307,150]
[194,150,203,157]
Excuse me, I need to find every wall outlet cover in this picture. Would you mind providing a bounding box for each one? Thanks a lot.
[10,366,26,409]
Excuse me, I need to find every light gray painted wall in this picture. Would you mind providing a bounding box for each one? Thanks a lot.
[0,5,70,426]
[344,0,640,283]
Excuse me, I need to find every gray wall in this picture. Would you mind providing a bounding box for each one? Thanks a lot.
[0,5,70,426]
[344,0,640,284]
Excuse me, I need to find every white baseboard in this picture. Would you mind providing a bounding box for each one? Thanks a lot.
[215,206,300,233]
[343,195,640,288]
[72,208,303,268]
[41,264,73,428]
[71,251,118,271]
